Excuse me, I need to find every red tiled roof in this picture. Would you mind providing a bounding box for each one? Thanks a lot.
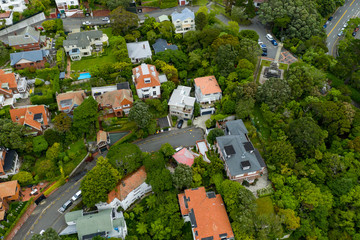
[0,11,11,19]
[108,166,147,203]
[178,187,234,240]
[0,180,18,199]
[172,148,195,167]
[96,89,133,109]
[0,151,6,174]
[194,76,221,95]
[0,71,17,94]
[10,105,49,131]
[132,64,160,90]
[97,130,108,144]
[56,90,85,111]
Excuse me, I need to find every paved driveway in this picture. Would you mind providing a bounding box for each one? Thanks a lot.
[135,127,204,152]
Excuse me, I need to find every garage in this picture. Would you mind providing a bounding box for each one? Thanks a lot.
[201,110,213,115]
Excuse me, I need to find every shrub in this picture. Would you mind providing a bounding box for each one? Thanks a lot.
[187,119,192,126]
[242,180,250,187]
[34,78,44,86]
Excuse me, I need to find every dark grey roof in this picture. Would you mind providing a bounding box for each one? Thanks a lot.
[63,30,103,48]
[189,209,197,228]
[152,38,178,54]
[116,82,130,90]
[225,119,248,136]
[157,117,171,128]
[8,26,40,46]
[4,150,16,172]
[10,49,49,66]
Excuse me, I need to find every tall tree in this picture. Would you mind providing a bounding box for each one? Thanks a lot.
[33,135,49,153]
[73,96,98,136]
[129,101,153,129]
[110,6,139,35]
[172,164,193,189]
[207,128,225,145]
[0,119,25,150]
[256,78,292,111]
[195,12,207,30]
[107,143,143,176]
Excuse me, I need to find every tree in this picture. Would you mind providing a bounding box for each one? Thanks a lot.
[146,194,157,209]
[129,101,153,129]
[136,222,148,235]
[107,143,143,176]
[106,0,132,9]
[31,228,61,240]
[80,157,120,207]
[110,6,139,35]
[239,29,259,42]
[73,96,98,136]
[160,143,175,158]
[44,129,62,146]
[12,171,33,186]
[0,119,25,150]
[222,98,236,114]
[172,164,193,189]
[215,44,239,76]
[238,38,262,65]
[227,21,240,36]
[160,81,176,100]
[35,159,58,179]
[265,141,296,169]
[33,136,48,153]
[235,98,255,119]
[256,78,292,111]
[46,143,61,161]
[288,117,327,155]
[158,21,174,41]
[54,112,72,133]
[195,12,207,30]
[279,208,300,230]
[42,20,56,32]
[207,128,225,145]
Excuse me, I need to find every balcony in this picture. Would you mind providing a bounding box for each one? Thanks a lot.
[17,78,27,93]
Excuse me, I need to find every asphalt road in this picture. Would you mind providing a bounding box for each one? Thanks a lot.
[135,126,204,152]
[326,0,360,56]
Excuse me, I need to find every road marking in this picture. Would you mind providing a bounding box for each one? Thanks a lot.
[328,10,347,37]
[350,0,356,6]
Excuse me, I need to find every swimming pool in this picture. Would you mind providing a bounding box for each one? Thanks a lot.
[78,72,91,80]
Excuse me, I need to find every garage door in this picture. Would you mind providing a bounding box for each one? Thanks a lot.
[181,0,185,5]
[201,110,213,115]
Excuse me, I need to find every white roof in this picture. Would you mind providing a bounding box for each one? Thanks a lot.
[126,41,152,60]
[168,85,195,107]
[171,8,194,22]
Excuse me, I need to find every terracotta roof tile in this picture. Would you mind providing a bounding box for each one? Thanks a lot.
[10,105,48,131]
[0,72,17,94]
[97,130,108,144]
[0,180,18,199]
[108,166,147,203]
[96,89,133,109]
[132,64,161,90]
[56,90,85,111]
[178,187,234,240]
[0,11,11,19]
[194,76,222,95]
[172,148,195,167]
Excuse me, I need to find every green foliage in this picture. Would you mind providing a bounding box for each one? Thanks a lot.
[107,143,143,176]
[73,96,98,136]
[207,128,225,145]
[31,228,61,240]
[81,157,120,207]
[257,78,292,111]
[32,136,48,153]
[12,171,33,186]
[160,143,175,158]
[160,81,176,100]
[129,101,153,129]
[56,48,66,71]
[53,113,72,133]
[110,6,139,35]
[0,119,25,150]
[172,164,193,189]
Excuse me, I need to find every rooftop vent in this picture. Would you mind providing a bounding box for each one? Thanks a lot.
[241,161,251,170]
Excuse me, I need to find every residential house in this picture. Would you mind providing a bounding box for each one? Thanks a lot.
[96,166,152,211]
[63,30,109,61]
[10,49,50,70]
[178,187,234,240]
[56,90,86,114]
[10,105,50,135]
[171,8,195,34]
[126,41,152,63]
[158,15,170,22]
[168,85,195,120]
[61,209,127,240]
[194,76,222,115]
[0,70,29,107]
[96,89,133,117]
[0,148,19,177]
[178,0,189,6]
[97,130,110,152]
[152,38,178,54]
[91,82,130,99]
[0,180,20,221]
[132,63,161,99]
[0,11,13,26]
[55,0,79,12]
[0,0,27,12]
[8,26,46,51]
[172,148,195,167]
[216,119,266,183]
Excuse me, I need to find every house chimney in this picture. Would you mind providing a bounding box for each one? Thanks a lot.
[143,44,145,49]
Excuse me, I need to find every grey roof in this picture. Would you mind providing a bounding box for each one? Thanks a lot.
[126,41,152,60]
[116,82,130,90]
[8,26,40,46]
[63,30,103,48]
[216,120,266,177]
[171,8,195,22]
[10,49,49,66]
[152,38,178,54]
[159,74,168,83]
[168,85,195,108]
[60,72,65,79]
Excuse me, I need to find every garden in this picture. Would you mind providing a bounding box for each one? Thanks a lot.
[0,201,27,238]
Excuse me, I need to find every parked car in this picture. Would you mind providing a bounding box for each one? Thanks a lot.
[102,17,109,21]
[40,230,45,235]
[354,27,359,32]
[266,34,274,41]
[59,200,72,213]
[353,31,357,37]
[82,21,91,25]
[343,22,348,28]
[177,119,184,129]
[175,146,183,152]
[71,190,82,202]
[271,39,278,46]
[260,44,267,50]
[328,16,333,21]
[262,51,268,56]
[338,31,343,37]
[323,24,327,28]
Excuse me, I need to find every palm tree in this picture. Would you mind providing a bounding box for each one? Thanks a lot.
[136,222,148,235]
[146,195,156,209]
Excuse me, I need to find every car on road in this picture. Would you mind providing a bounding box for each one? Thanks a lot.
[177,119,184,129]
[82,21,91,25]
[328,16,333,21]
[323,24,327,28]
[266,34,274,41]
[40,230,45,235]
[59,200,72,213]
[262,51,268,56]
[353,31,357,37]
[71,190,82,202]
[102,17,109,21]
[343,22,348,28]
[338,31,343,37]
[271,39,278,46]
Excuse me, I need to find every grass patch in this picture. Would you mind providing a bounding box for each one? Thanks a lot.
[211,4,226,14]
[328,73,360,104]
[71,48,117,72]
[102,117,137,132]
[193,0,208,6]
[251,104,271,140]
[256,196,275,216]
[142,0,160,7]
[63,139,88,176]
[100,27,113,38]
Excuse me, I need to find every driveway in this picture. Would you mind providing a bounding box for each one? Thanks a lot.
[135,126,204,152]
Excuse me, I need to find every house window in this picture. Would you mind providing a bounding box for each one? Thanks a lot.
[82,47,86,49]
[30,63,34,66]
[152,87,156,89]
[16,116,19,121]
[184,21,188,23]
[95,38,99,40]
[70,0,74,3]
[153,91,156,96]
[17,64,21,67]
[144,78,151,84]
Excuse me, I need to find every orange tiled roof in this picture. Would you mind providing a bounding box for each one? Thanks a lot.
[0,11,11,19]
[96,89,133,109]
[0,71,17,94]
[56,90,85,111]
[108,166,147,203]
[194,76,222,95]
[132,64,160,90]
[0,209,4,221]
[0,151,6,174]
[10,105,48,131]
[178,187,234,240]
[97,130,108,144]
[0,180,18,199]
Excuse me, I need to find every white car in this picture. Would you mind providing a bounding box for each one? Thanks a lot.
[82,21,91,25]
[71,190,82,202]
[266,34,274,41]
[102,17,109,21]
[344,22,348,28]
[40,230,45,235]
[175,146,183,152]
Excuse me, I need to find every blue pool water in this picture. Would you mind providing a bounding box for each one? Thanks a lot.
[78,72,91,80]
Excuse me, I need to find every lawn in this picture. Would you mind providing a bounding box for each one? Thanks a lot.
[256,59,288,83]
[251,104,271,140]
[100,27,113,38]
[71,48,117,72]
[102,117,137,132]
[63,139,88,176]
[193,0,208,6]
[256,196,275,216]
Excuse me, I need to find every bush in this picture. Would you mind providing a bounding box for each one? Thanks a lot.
[242,180,250,187]
[43,178,66,196]
[34,78,44,86]
[187,119,192,126]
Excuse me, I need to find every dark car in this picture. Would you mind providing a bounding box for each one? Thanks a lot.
[177,119,184,129]
[261,51,267,56]
[271,39,278,46]
[328,16,333,21]
[323,24,327,28]
[353,31,357,37]
[59,200,72,213]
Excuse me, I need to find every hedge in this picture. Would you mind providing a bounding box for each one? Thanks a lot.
[43,177,66,196]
